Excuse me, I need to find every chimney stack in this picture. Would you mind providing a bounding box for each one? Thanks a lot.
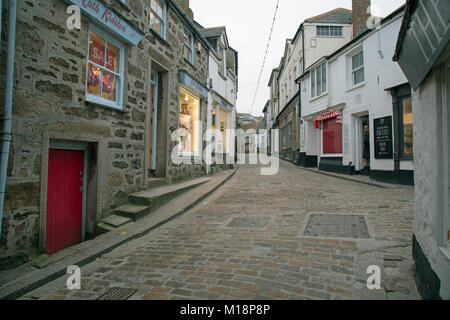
[352,0,371,37]
[176,0,194,20]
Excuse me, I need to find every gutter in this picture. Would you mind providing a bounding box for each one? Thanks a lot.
[0,0,17,240]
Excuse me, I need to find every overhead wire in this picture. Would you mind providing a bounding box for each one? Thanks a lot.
[249,0,280,115]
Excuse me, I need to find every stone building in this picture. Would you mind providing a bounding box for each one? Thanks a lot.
[0,0,213,265]
[394,0,450,299]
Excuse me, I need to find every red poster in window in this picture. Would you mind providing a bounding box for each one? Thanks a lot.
[323,118,342,154]
[106,49,115,71]
[90,41,105,66]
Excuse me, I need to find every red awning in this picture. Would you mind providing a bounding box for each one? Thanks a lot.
[314,110,342,128]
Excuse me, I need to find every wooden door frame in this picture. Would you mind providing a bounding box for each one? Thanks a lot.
[39,132,102,255]
[48,140,88,243]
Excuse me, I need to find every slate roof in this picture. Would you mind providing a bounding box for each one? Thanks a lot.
[199,27,225,39]
[305,8,353,24]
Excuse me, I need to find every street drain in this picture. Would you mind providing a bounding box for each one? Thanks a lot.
[96,287,138,300]
[304,214,370,239]
[227,216,271,228]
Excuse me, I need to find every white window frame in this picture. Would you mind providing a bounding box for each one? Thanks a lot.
[311,62,327,99]
[149,0,167,39]
[85,25,125,110]
[352,51,365,86]
[183,26,194,64]
[316,25,343,37]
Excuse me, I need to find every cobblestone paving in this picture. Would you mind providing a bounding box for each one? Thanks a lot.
[21,161,420,300]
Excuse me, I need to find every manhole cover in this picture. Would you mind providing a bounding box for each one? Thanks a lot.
[97,287,138,300]
[227,216,271,228]
[304,214,370,238]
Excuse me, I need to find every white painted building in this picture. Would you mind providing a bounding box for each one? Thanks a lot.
[197,26,238,166]
[298,7,414,185]
[394,0,450,299]
[273,8,354,163]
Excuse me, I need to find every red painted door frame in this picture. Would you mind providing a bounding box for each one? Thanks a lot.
[46,149,85,255]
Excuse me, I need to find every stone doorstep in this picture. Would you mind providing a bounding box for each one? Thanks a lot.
[0,168,238,300]
[113,205,150,222]
[131,176,213,199]
[102,214,133,228]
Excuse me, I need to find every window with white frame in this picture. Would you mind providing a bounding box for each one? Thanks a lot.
[352,51,365,86]
[150,0,166,38]
[184,27,194,64]
[86,27,124,109]
[317,26,343,37]
[311,62,327,98]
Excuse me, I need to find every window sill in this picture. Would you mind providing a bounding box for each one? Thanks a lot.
[346,82,366,93]
[184,58,196,70]
[178,153,202,158]
[85,95,125,112]
[149,28,171,48]
[320,154,343,158]
[440,246,450,261]
[115,0,132,12]
[310,92,328,102]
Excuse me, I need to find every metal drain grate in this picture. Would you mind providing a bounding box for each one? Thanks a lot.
[227,216,271,228]
[304,214,370,238]
[96,287,138,300]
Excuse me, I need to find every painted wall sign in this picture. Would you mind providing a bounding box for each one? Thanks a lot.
[374,116,394,159]
[180,71,209,98]
[65,0,143,46]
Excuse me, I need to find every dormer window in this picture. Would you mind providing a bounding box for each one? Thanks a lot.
[317,26,343,37]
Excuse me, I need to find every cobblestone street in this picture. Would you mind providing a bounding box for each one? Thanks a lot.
[21,161,420,300]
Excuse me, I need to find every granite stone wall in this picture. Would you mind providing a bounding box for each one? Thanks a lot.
[0,0,210,266]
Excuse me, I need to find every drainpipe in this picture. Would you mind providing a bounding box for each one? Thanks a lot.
[0,0,17,240]
[0,0,3,50]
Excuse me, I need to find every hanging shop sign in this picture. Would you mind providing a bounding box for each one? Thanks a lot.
[180,71,209,98]
[374,116,393,159]
[314,110,342,129]
[65,0,143,46]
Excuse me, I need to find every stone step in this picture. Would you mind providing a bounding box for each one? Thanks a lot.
[114,205,151,221]
[129,177,213,212]
[102,214,132,228]
[147,177,167,189]
[97,223,117,233]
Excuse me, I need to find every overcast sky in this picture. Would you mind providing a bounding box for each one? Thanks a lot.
[190,0,406,116]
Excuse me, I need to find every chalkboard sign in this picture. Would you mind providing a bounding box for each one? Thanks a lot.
[374,116,393,159]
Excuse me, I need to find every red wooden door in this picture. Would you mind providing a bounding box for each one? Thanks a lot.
[46,149,84,255]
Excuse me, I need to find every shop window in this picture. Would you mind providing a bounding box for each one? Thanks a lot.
[184,27,194,64]
[179,89,201,155]
[86,27,124,109]
[352,51,365,86]
[323,118,342,154]
[400,97,414,157]
[150,0,166,38]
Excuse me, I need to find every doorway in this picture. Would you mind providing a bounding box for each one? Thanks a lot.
[146,69,167,180]
[46,148,86,255]
[358,115,370,175]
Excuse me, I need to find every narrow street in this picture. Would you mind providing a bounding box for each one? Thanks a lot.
[20,161,419,300]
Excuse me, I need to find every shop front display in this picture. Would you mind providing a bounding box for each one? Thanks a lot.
[179,89,201,155]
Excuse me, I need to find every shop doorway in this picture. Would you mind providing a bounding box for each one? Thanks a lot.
[46,148,86,255]
[146,68,167,180]
[358,115,370,175]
